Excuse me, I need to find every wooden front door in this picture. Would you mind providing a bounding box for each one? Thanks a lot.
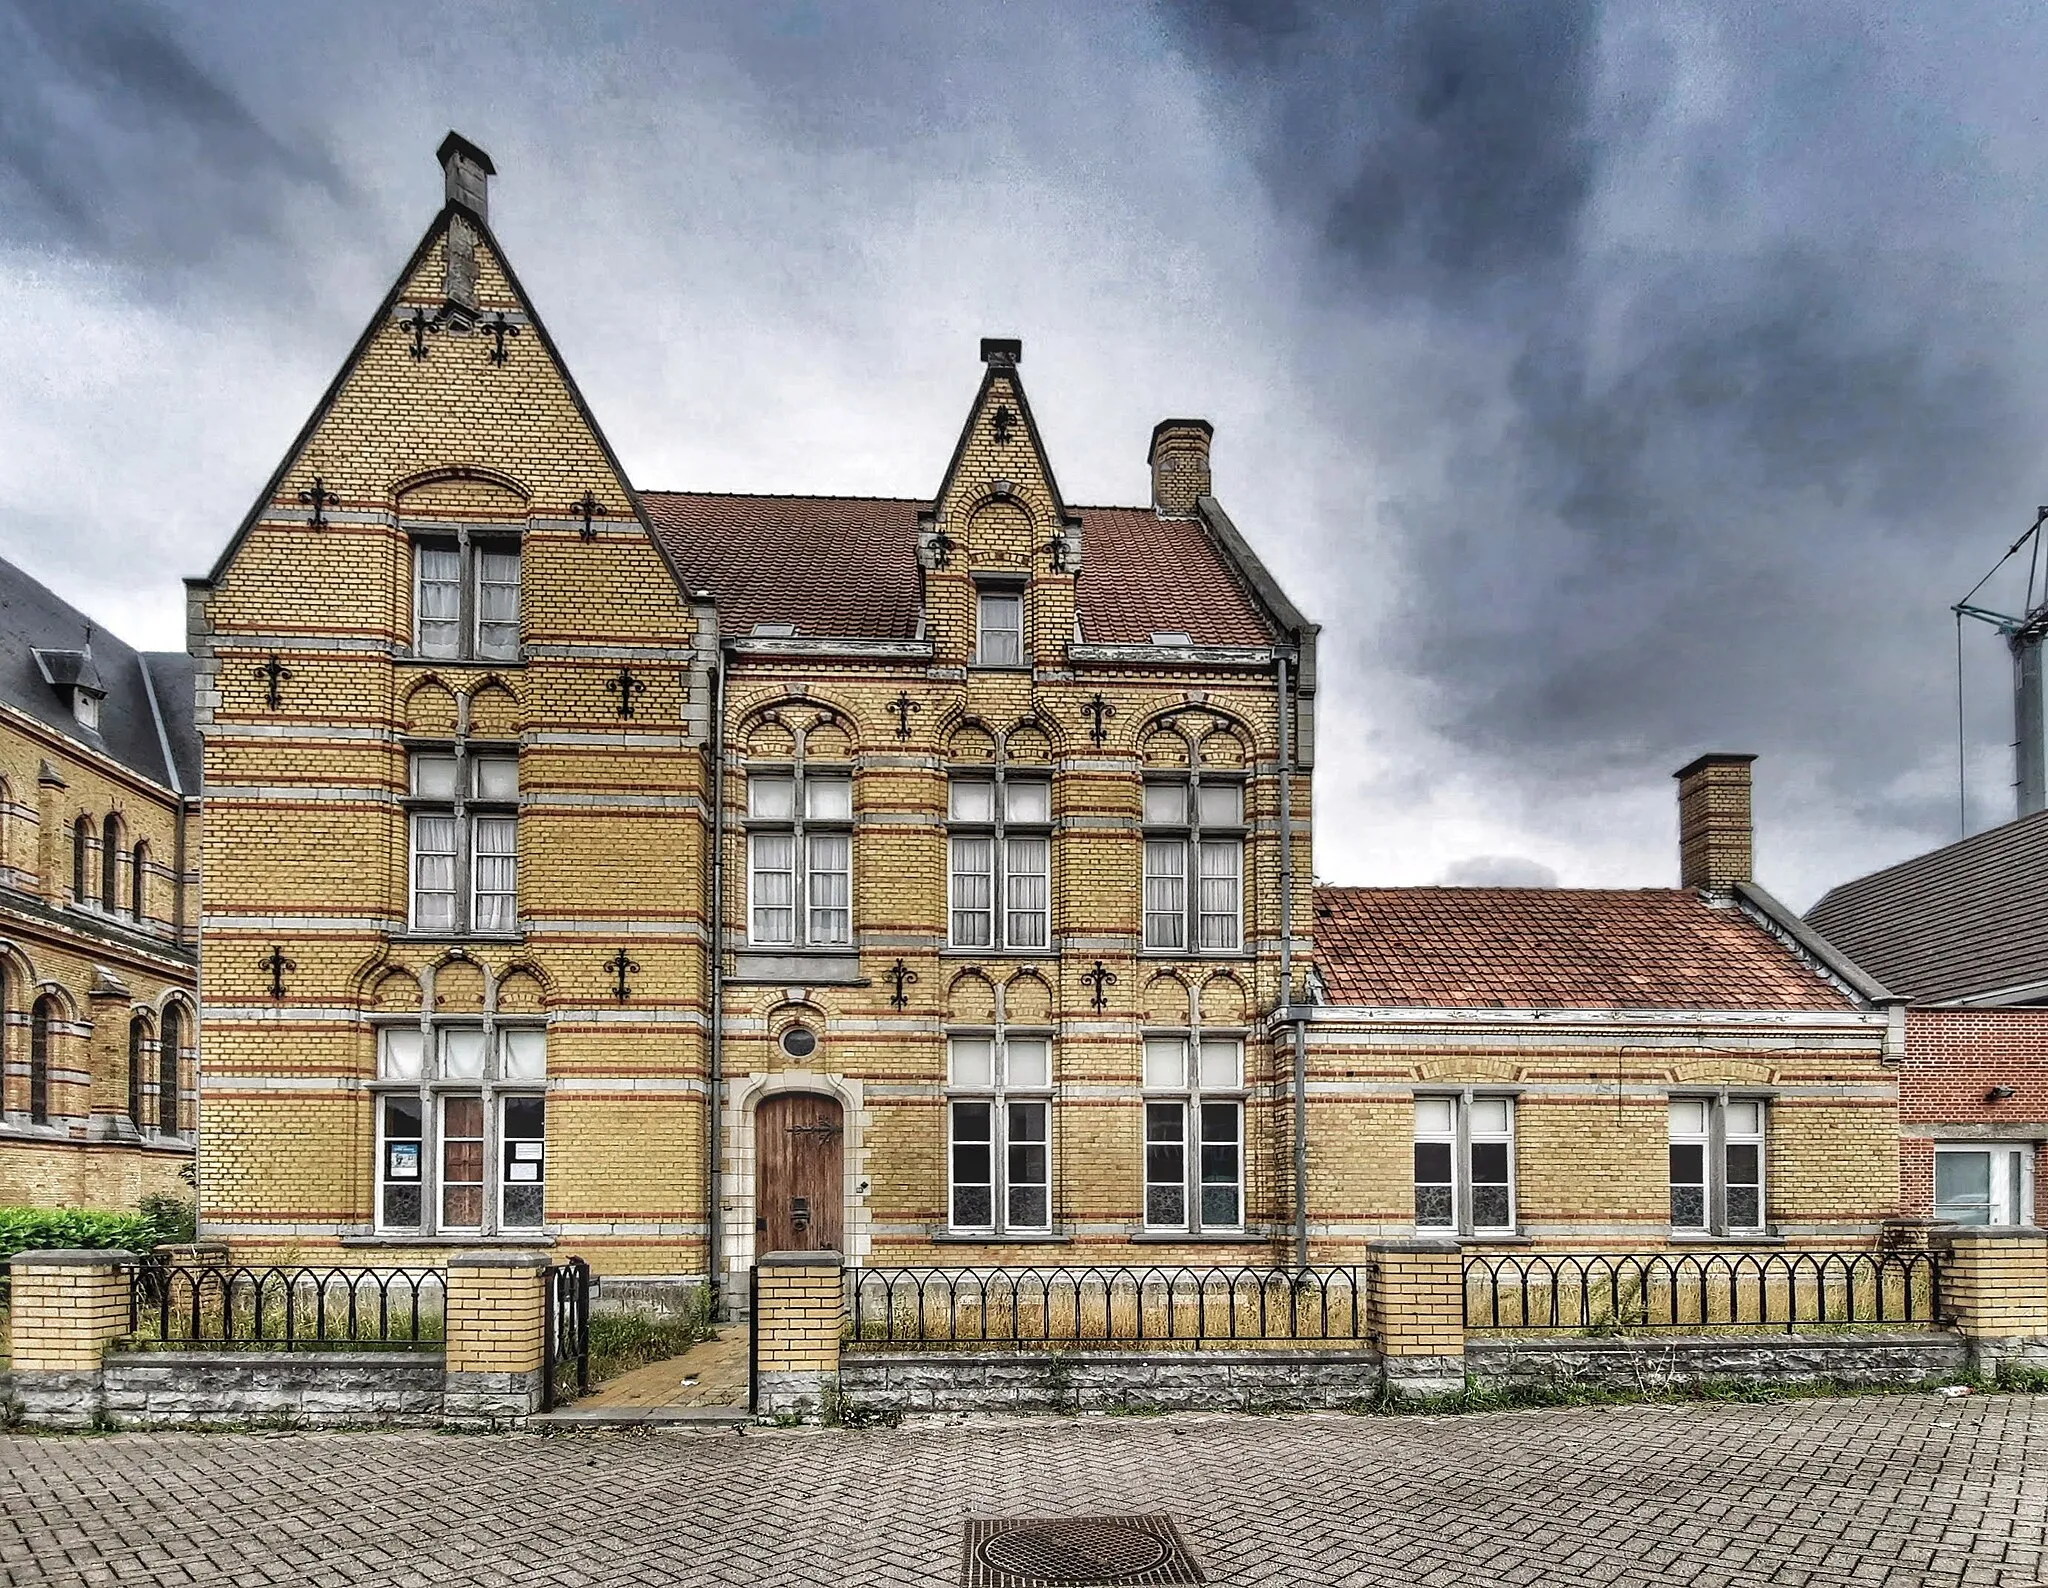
[756,1093,844,1254]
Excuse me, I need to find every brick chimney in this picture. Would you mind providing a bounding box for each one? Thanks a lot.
[1149,419,1213,517]
[1674,753,1757,891]
[438,131,495,221]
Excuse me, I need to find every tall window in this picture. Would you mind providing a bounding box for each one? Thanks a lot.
[375,1022,546,1233]
[1935,1145,2034,1227]
[1142,779,1244,952]
[1142,1036,1244,1231]
[130,840,150,923]
[71,816,92,904]
[746,768,852,948]
[127,1014,148,1124]
[1414,1095,1516,1235]
[407,748,519,935]
[947,1033,1052,1233]
[1670,1097,1766,1234]
[948,776,1051,951]
[28,996,53,1125]
[411,534,522,662]
[101,813,123,914]
[158,1004,182,1134]
[976,589,1024,666]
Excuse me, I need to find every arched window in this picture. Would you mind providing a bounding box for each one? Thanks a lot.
[127,1014,149,1123]
[29,996,54,1124]
[101,813,123,914]
[131,840,150,923]
[158,1004,182,1135]
[71,816,93,904]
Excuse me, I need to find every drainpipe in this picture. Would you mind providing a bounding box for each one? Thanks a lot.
[1275,653,1308,1269]
[707,658,727,1315]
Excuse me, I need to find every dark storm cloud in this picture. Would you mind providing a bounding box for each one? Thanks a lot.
[0,0,349,265]
[1170,1,2040,854]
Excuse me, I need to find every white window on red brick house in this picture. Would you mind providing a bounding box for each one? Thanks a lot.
[1670,1096,1766,1234]
[948,776,1051,951]
[1935,1145,2033,1226]
[746,769,852,948]
[1413,1094,1516,1235]
[1141,777,1244,953]
[411,534,522,662]
[374,1023,546,1234]
[407,750,518,936]
[1141,1035,1244,1231]
[946,1033,1052,1233]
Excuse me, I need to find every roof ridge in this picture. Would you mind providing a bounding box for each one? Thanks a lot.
[641,489,928,505]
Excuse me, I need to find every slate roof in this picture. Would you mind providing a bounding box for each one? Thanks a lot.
[640,494,1274,646]
[1804,811,2048,1004]
[0,557,195,792]
[1312,886,1853,1011]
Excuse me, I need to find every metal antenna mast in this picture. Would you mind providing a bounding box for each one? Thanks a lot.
[1956,507,2048,823]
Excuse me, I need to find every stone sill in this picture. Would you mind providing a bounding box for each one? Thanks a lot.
[1668,1232,1786,1246]
[1128,1231,1271,1245]
[843,1346,1381,1366]
[109,1349,447,1367]
[929,1232,1073,1246]
[339,1234,556,1249]
[1455,1234,1535,1247]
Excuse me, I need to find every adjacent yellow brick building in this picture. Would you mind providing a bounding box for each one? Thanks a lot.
[0,560,198,1207]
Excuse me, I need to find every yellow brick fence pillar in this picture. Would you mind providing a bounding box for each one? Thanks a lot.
[751,1251,843,1418]
[8,1248,138,1427]
[1934,1226,2048,1375]
[443,1250,550,1423]
[1367,1238,1466,1399]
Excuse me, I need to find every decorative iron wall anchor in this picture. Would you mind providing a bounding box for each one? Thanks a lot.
[1084,960,1117,1012]
[401,305,439,360]
[603,947,640,1002]
[605,667,646,719]
[479,310,522,364]
[575,489,603,541]
[1082,692,1116,748]
[253,654,294,709]
[991,404,1016,444]
[889,692,920,740]
[297,477,336,531]
[928,526,956,568]
[886,958,919,1010]
[258,945,296,1001]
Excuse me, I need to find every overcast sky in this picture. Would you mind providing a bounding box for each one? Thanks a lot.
[4,0,2047,907]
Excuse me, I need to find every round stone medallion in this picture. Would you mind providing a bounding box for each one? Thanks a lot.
[978,1519,1171,1582]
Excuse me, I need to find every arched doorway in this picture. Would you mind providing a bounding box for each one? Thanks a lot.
[755,1093,844,1253]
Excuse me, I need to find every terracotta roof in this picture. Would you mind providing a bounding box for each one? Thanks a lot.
[640,494,1274,645]
[1312,886,1852,1011]
[1805,810,2048,1004]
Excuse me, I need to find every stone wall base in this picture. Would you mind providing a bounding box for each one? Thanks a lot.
[591,1275,710,1316]
[1379,1353,1466,1400]
[5,1369,108,1430]
[755,1367,834,1417]
[840,1349,1385,1415]
[1468,1332,1967,1391]
[443,1368,545,1424]
[100,1352,446,1426]
[1962,1336,2048,1374]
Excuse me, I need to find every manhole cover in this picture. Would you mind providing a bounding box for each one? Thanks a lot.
[962,1516,1203,1587]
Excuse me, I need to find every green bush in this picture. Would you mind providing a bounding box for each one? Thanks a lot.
[137,1194,196,1246]
[0,1207,158,1267]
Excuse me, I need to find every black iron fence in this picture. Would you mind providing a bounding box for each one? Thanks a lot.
[1464,1248,1944,1335]
[129,1262,446,1351]
[542,1257,592,1410]
[848,1265,1368,1350]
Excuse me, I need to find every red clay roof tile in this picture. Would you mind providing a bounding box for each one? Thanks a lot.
[1312,886,1851,1011]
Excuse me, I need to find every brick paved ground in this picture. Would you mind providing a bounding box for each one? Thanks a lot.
[0,1394,2043,1587]
[578,1325,751,1409]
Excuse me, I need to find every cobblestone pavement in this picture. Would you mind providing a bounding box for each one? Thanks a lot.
[1,1394,2043,1587]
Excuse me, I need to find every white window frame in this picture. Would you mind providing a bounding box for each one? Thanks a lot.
[975,587,1025,667]
[945,1032,1054,1235]
[948,775,1052,952]
[1670,1094,1768,1235]
[1140,1033,1246,1233]
[1413,1092,1518,1236]
[406,747,519,936]
[745,765,853,948]
[372,1022,547,1236]
[1141,775,1245,953]
[410,531,522,662]
[1934,1144,2035,1227]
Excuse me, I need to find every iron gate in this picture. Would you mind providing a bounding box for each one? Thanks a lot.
[542,1257,592,1411]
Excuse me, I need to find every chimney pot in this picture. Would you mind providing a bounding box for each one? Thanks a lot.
[1149,419,1214,517]
[979,337,1023,366]
[437,131,495,221]
[1674,753,1757,892]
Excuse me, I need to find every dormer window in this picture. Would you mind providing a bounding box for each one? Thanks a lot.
[73,689,99,730]
[976,589,1023,666]
[30,647,106,732]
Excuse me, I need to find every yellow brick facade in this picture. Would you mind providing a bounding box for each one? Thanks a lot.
[0,683,197,1210]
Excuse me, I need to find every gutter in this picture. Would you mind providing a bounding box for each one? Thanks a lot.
[706,647,727,1315]
[1732,880,1897,1005]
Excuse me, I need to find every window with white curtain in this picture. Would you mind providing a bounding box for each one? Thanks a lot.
[949,777,1051,951]
[408,749,519,936]
[1142,777,1244,951]
[412,534,522,661]
[747,768,853,948]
